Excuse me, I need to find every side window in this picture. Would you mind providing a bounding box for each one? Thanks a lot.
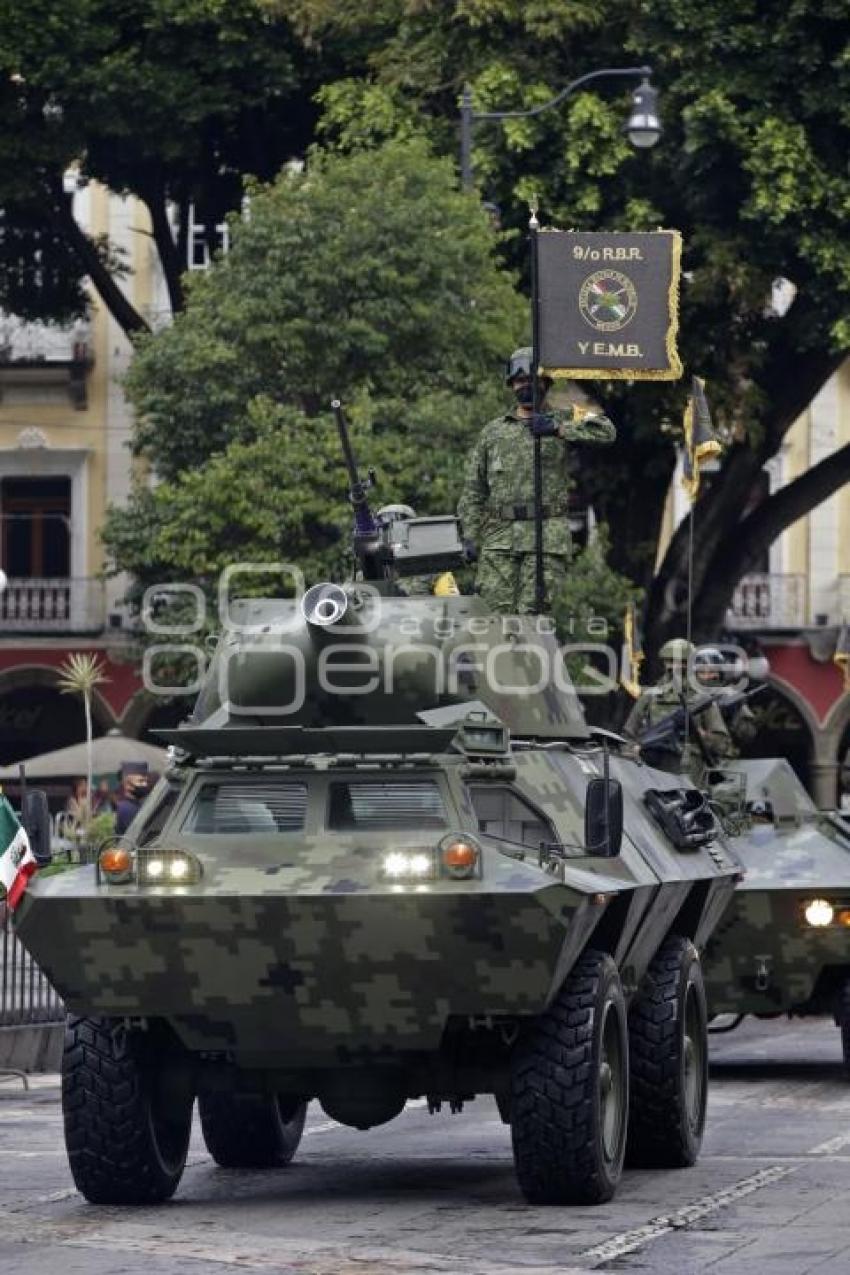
[136,785,180,846]
[469,786,556,850]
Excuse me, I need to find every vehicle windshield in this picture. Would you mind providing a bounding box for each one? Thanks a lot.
[183,781,308,834]
[327,780,447,831]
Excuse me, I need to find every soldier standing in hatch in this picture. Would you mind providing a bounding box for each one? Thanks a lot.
[457,347,616,614]
[625,637,733,780]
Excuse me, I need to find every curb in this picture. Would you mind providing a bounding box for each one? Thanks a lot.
[0,1023,63,1072]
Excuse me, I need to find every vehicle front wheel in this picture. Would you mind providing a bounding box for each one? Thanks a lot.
[62,1015,193,1204]
[510,949,628,1205]
[836,978,850,1078]
[199,1091,307,1168]
[627,935,708,1168]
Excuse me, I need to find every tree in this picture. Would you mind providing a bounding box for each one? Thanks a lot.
[57,653,110,823]
[102,138,524,590]
[296,0,850,651]
[0,0,324,333]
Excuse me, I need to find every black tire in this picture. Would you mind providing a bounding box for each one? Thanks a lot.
[627,935,708,1169]
[62,1015,193,1204]
[199,1091,307,1168]
[511,949,628,1205]
[837,979,850,1078]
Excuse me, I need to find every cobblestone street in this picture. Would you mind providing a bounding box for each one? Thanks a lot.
[2,1017,850,1274]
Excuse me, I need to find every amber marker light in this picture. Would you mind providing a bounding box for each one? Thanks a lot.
[99,846,134,883]
[440,836,480,880]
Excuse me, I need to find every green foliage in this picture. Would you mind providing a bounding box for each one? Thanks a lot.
[0,0,316,322]
[553,526,641,646]
[104,138,524,592]
[306,0,850,593]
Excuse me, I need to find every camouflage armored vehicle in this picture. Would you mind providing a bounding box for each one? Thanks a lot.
[634,688,850,1066]
[697,757,850,1063]
[13,420,739,1208]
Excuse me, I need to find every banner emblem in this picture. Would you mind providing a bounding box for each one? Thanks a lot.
[579,270,638,332]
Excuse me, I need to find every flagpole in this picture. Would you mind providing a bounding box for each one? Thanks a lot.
[529,201,545,615]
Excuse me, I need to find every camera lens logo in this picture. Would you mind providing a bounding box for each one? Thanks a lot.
[579,270,638,332]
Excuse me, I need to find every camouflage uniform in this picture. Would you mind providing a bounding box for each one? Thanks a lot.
[625,676,733,781]
[457,404,616,613]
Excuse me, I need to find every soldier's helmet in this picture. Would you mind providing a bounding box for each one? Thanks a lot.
[505,347,534,384]
[659,637,695,666]
[376,503,416,524]
[694,646,725,685]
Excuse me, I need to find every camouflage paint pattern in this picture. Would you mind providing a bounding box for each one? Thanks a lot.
[457,406,615,613]
[701,758,850,1015]
[15,594,738,1086]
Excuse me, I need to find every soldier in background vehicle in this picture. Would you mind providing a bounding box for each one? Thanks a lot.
[625,637,732,778]
[694,646,758,758]
[458,347,615,614]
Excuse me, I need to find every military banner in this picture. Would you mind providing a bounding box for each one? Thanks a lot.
[537,229,682,381]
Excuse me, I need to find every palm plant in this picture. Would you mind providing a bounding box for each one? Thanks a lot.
[57,653,110,823]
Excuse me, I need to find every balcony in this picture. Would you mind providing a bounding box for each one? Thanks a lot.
[0,577,105,633]
[0,314,93,410]
[727,574,806,629]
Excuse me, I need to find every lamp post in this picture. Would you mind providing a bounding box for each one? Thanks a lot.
[459,66,661,191]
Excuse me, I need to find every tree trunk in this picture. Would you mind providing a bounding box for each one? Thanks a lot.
[692,441,850,635]
[45,186,150,338]
[84,691,93,831]
[643,341,850,659]
[144,188,185,315]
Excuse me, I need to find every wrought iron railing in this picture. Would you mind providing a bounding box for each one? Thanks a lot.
[0,904,63,1027]
[727,574,807,628]
[0,577,105,632]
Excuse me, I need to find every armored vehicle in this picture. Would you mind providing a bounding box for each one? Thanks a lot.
[12,416,739,1207]
[697,757,850,1062]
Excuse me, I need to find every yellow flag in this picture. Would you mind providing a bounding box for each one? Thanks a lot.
[622,602,644,699]
[835,622,850,692]
[682,375,722,500]
[433,572,460,597]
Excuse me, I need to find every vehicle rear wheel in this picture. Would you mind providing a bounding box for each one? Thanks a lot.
[837,978,850,1078]
[510,949,628,1205]
[62,1015,193,1204]
[627,935,708,1168]
[199,1091,307,1168]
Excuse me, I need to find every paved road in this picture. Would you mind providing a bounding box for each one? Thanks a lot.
[1,1017,850,1274]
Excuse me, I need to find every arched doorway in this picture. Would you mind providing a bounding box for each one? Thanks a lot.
[0,668,111,765]
[736,683,814,791]
[838,712,850,811]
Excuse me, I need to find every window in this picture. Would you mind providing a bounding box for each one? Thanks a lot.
[327,781,447,831]
[183,782,307,834]
[136,785,181,847]
[469,787,555,851]
[0,477,70,577]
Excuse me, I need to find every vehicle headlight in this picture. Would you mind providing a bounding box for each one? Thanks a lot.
[803,898,834,928]
[138,850,202,885]
[382,851,435,880]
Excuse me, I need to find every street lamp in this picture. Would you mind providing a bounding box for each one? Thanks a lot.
[459,65,661,190]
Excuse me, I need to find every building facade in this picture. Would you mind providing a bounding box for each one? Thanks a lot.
[0,182,173,773]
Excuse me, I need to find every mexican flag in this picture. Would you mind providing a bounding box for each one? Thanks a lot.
[0,795,38,911]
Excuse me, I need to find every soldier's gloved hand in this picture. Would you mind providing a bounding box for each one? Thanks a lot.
[528,413,558,437]
[462,538,478,563]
